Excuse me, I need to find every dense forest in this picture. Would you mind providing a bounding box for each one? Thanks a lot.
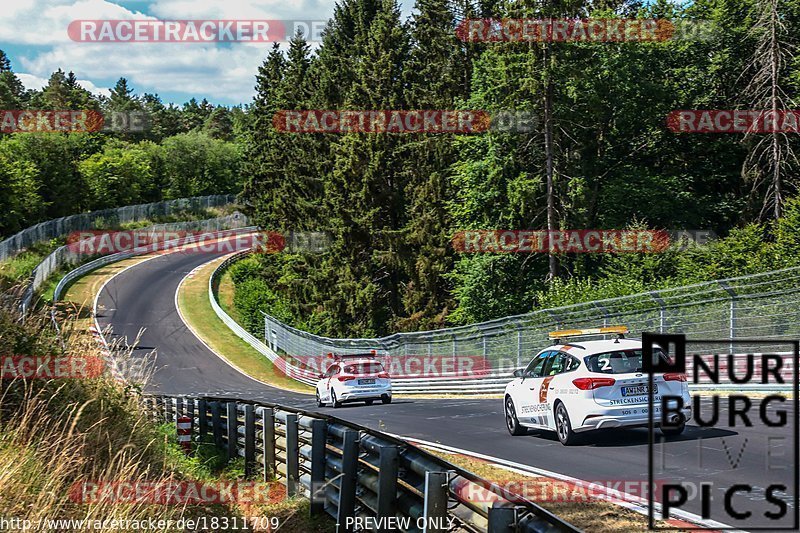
[235,0,800,337]
[0,49,244,236]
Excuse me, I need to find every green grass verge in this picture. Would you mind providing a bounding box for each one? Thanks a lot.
[177,257,312,394]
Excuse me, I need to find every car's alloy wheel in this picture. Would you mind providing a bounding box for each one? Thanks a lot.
[555,403,578,445]
[315,391,323,408]
[505,397,526,436]
[381,395,391,404]
[331,390,341,408]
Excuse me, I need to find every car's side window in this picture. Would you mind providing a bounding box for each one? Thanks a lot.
[545,353,566,375]
[563,355,581,372]
[524,352,550,377]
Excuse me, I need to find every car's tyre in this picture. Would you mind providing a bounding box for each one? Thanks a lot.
[504,396,527,436]
[555,402,579,446]
[381,395,391,404]
[331,390,341,408]
[661,423,686,437]
[315,391,323,408]
[365,399,374,406]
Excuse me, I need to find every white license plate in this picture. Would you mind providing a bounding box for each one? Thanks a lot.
[621,384,657,397]
[359,379,375,385]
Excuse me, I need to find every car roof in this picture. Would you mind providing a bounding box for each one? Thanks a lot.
[545,338,643,356]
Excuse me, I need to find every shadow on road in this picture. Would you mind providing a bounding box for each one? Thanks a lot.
[518,425,738,447]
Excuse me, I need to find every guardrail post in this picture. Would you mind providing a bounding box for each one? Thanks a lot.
[226,402,238,460]
[285,414,299,497]
[262,408,276,481]
[165,397,174,422]
[377,445,398,531]
[515,326,522,368]
[336,429,359,533]
[594,302,610,327]
[650,291,666,333]
[310,419,327,516]
[176,397,184,417]
[186,399,195,430]
[211,401,222,448]
[488,503,517,533]
[197,399,207,439]
[244,404,256,476]
[422,471,449,533]
[718,281,737,354]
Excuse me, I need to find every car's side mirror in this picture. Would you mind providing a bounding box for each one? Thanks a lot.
[318,373,324,379]
[513,369,523,378]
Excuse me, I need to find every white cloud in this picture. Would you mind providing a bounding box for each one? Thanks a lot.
[0,0,415,105]
[77,78,111,97]
[16,73,48,91]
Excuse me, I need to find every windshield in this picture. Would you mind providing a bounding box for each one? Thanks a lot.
[584,349,668,374]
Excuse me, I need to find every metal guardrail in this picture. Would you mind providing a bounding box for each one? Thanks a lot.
[143,394,577,533]
[209,251,318,387]
[257,264,800,373]
[213,254,797,394]
[1,194,236,262]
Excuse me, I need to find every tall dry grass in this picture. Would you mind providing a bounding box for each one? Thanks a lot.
[0,304,248,531]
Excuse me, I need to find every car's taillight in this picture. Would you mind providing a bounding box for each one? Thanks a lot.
[573,377,616,390]
[377,371,390,379]
[663,373,687,382]
[336,375,355,382]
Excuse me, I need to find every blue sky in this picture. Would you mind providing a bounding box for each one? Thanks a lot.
[0,0,415,107]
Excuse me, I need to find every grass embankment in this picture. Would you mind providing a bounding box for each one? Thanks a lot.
[422,447,684,532]
[177,256,312,394]
[0,306,329,532]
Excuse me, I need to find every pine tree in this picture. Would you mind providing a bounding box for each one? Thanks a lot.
[322,0,411,334]
[107,77,140,112]
[0,50,11,72]
[397,0,469,329]
[0,50,25,109]
[241,43,287,229]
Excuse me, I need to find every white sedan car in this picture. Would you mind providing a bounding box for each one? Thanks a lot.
[315,355,392,408]
[504,327,692,445]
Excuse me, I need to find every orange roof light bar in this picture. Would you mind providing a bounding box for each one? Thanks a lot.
[548,326,629,340]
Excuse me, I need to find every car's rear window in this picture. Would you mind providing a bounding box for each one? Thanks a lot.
[584,349,667,374]
[344,362,385,375]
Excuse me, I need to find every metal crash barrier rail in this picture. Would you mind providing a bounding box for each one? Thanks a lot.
[142,394,579,533]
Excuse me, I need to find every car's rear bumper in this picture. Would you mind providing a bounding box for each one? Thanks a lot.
[338,386,392,402]
[575,404,692,432]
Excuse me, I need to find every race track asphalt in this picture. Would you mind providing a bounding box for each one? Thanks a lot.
[96,245,798,527]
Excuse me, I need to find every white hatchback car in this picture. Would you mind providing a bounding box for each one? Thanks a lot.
[315,354,392,408]
[504,327,692,445]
